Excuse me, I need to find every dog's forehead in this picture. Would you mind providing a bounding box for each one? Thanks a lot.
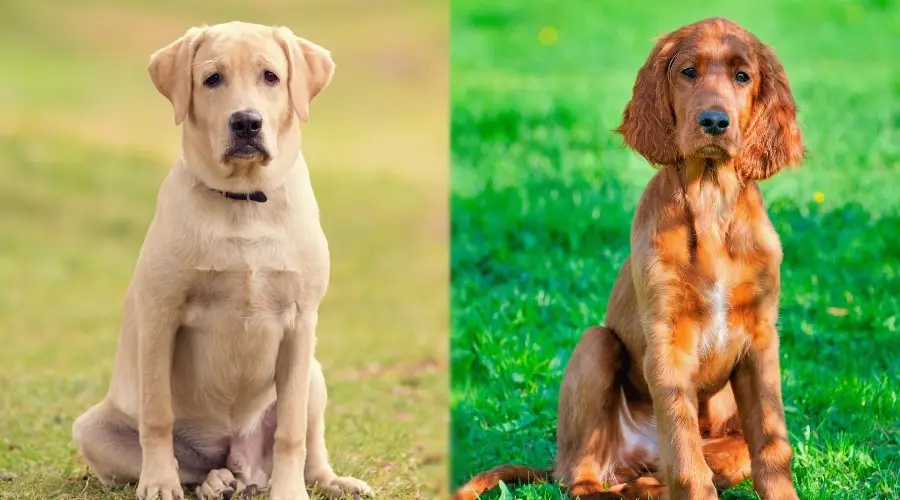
[196,24,286,69]
[696,38,752,65]
[673,25,754,68]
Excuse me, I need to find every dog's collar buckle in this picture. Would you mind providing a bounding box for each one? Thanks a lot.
[213,190,268,203]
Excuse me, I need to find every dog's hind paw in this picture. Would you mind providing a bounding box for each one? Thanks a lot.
[194,469,238,500]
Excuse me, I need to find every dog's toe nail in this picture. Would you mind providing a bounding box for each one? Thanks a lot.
[222,488,235,500]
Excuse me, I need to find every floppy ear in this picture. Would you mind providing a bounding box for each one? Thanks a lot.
[616,34,680,166]
[274,27,335,123]
[736,43,805,180]
[147,27,205,125]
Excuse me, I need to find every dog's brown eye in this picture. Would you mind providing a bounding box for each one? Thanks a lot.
[203,73,221,88]
[681,67,697,79]
[735,71,750,84]
[263,70,279,85]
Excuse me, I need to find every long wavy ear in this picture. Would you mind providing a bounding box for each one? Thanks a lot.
[616,32,680,166]
[147,27,205,125]
[274,27,335,123]
[736,43,805,180]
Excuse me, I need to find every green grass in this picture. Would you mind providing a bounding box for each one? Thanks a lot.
[450,1,900,499]
[0,1,448,499]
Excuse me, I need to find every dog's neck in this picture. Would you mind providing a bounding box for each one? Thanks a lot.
[211,189,268,203]
[167,154,311,220]
[677,157,743,240]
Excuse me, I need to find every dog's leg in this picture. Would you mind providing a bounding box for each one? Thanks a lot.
[600,435,750,500]
[304,360,373,498]
[224,361,372,499]
[731,325,798,500]
[72,402,221,487]
[577,435,749,500]
[268,310,318,500]
[73,402,147,487]
[556,326,628,496]
[134,288,185,500]
[644,322,716,500]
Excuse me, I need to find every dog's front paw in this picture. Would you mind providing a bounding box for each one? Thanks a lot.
[137,466,184,500]
[316,476,374,499]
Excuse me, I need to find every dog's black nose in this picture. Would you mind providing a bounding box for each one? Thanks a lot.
[698,110,730,136]
[229,110,262,139]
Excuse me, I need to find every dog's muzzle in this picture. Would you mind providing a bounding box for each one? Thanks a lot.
[223,110,271,163]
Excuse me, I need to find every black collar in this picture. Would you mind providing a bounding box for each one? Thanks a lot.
[213,189,268,203]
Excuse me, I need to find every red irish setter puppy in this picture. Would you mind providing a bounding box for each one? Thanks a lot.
[455,17,804,500]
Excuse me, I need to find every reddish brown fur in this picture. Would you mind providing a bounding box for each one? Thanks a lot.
[453,466,552,500]
[455,18,803,500]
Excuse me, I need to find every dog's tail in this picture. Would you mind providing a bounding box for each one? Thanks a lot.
[453,464,553,500]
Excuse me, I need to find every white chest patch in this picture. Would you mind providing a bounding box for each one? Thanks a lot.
[701,280,730,355]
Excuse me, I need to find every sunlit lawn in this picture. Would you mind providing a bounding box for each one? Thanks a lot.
[451,1,900,499]
[0,1,448,498]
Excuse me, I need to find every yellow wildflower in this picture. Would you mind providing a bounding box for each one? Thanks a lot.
[539,27,558,46]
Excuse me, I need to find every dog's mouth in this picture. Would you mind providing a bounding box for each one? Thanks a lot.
[691,143,735,162]
[223,141,271,165]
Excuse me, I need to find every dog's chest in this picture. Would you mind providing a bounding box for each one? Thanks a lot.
[172,235,313,423]
[690,244,772,389]
[699,277,731,353]
[672,178,781,390]
[184,237,306,327]
[682,256,746,391]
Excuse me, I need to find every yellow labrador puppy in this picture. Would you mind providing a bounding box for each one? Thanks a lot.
[71,22,373,500]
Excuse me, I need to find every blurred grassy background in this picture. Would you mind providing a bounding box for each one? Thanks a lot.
[451,0,899,499]
[0,1,448,499]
